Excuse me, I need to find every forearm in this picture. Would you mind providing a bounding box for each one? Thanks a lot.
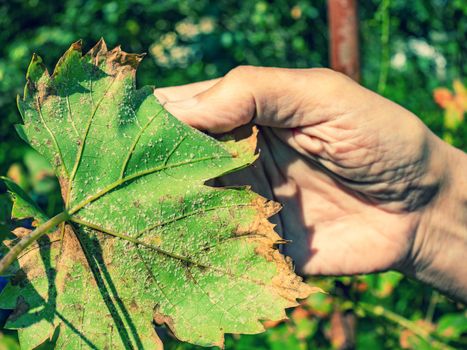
[407,141,467,303]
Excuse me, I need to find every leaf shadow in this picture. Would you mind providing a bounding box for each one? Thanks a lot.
[0,234,99,348]
[51,59,107,98]
[39,233,102,349]
[74,226,146,350]
[1,224,147,349]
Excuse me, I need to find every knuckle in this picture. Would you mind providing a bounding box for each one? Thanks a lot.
[310,68,349,84]
[226,65,257,79]
[305,68,356,96]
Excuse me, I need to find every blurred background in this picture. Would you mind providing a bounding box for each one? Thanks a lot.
[0,0,466,349]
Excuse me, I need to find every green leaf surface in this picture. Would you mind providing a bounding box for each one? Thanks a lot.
[0,176,47,225]
[436,313,467,339]
[0,40,311,349]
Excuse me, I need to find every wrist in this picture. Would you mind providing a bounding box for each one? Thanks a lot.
[403,137,467,302]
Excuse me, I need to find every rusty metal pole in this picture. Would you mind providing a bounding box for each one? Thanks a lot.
[327,0,360,82]
[327,2,360,349]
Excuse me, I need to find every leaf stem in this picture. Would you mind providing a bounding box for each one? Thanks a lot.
[0,211,69,275]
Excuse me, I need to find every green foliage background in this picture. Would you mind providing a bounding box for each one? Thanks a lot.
[0,0,465,349]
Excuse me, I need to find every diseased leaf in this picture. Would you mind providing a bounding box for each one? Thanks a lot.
[0,40,312,349]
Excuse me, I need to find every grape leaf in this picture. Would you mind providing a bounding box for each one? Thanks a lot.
[0,40,312,349]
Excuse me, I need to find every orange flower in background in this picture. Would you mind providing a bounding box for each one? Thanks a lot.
[433,80,466,130]
[433,87,453,108]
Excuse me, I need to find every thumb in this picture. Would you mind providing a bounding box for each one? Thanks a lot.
[161,72,255,133]
[158,66,346,133]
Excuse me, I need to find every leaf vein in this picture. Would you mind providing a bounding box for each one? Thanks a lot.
[36,96,69,175]
[66,76,117,207]
[70,217,274,288]
[136,203,252,238]
[66,95,80,138]
[69,154,232,214]
[119,107,165,179]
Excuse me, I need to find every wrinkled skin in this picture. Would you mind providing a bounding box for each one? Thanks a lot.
[155,67,467,301]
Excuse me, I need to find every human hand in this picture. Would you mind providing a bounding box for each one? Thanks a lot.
[155,67,467,301]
